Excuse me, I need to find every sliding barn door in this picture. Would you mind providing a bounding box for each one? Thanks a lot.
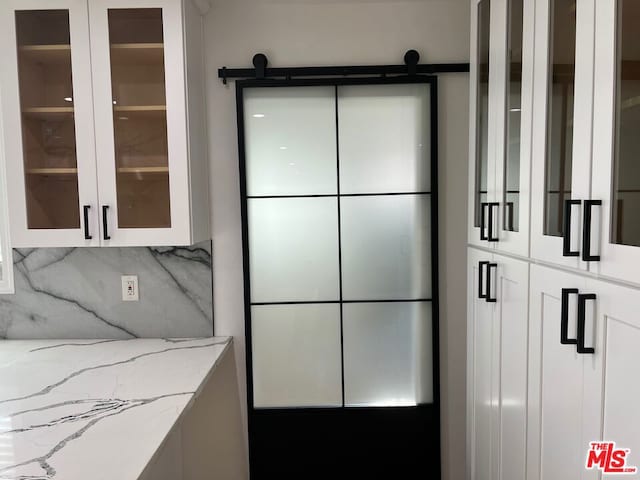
[237,77,439,478]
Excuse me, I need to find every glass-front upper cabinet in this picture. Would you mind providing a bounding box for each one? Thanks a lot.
[0,1,99,247]
[90,0,205,246]
[469,0,534,256]
[468,0,496,247]
[493,0,534,256]
[591,0,640,284]
[530,0,597,267]
[0,0,210,247]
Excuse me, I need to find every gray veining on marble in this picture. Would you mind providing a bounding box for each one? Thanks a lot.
[0,338,231,480]
[0,242,213,339]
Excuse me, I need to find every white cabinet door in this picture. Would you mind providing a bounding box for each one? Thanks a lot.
[527,265,600,480]
[590,0,640,286]
[529,0,596,269]
[493,0,534,257]
[467,248,498,480]
[468,249,529,480]
[0,0,100,247]
[588,277,640,475]
[468,0,499,248]
[493,252,529,480]
[89,0,192,246]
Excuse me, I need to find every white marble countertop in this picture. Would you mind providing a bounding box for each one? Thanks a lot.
[0,337,231,480]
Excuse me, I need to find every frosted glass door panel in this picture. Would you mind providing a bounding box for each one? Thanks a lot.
[251,304,342,408]
[248,197,340,303]
[340,194,431,300]
[338,84,430,194]
[244,87,337,196]
[343,302,432,407]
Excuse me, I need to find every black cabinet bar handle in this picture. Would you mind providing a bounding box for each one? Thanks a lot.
[83,205,92,240]
[505,202,515,232]
[102,205,111,241]
[560,288,579,345]
[582,200,602,262]
[480,202,488,240]
[485,262,497,303]
[563,199,581,257]
[478,261,489,299]
[488,203,500,242]
[577,293,596,354]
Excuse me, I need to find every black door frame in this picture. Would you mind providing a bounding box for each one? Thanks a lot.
[236,75,440,478]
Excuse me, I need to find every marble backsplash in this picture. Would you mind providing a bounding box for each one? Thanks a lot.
[0,242,213,339]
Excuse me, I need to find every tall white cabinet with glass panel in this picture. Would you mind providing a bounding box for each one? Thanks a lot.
[591,0,640,285]
[493,0,534,255]
[468,0,496,247]
[529,0,596,267]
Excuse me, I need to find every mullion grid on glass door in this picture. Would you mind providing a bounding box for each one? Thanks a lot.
[247,83,433,408]
[335,85,346,407]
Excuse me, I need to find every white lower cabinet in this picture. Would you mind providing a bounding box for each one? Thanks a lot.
[527,265,594,480]
[527,264,640,480]
[467,248,529,480]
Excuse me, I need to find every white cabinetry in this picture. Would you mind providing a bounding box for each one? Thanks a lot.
[468,0,533,257]
[469,0,640,478]
[528,264,640,479]
[467,247,529,480]
[528,0,640,285]
[0,0,210,247]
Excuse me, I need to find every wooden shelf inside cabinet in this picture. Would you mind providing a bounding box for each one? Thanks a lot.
[113,105,166,119]
[23,107,74,119]
[110,43,164,65]
[19,44,71,64]
[117,166,169,174]
[26,167,78,175]
[114,105,166,112]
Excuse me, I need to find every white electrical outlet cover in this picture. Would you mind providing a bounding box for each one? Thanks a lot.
[121,275,139,301]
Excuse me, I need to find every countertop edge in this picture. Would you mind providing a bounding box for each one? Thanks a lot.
[134,336,233,480]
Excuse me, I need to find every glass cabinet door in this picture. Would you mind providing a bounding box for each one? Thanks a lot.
[503,0,524,235]
[16,10,80,231]
[108,8,170,230]
[0,1,98,247]
[469,0,495,245]
[89,0,189,245]
[591,0,640,284]
[494,0,533,256]
[530,0,596,267]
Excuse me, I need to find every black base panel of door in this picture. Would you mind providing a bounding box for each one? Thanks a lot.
[249,405,439,479]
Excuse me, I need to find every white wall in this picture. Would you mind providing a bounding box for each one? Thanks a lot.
[204,1,469,478]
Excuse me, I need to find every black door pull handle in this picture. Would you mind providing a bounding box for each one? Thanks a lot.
[582,200,601,261]
[505,201,515,232]
[563,199,581,257]
[102,205,111,241]
[560,288,579,345]
[480,202,488,241]
[488,203,499,242]
[577,293,596,354]
[485,262,497,303]
[83,205,92,240]
[478,261,489,299]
